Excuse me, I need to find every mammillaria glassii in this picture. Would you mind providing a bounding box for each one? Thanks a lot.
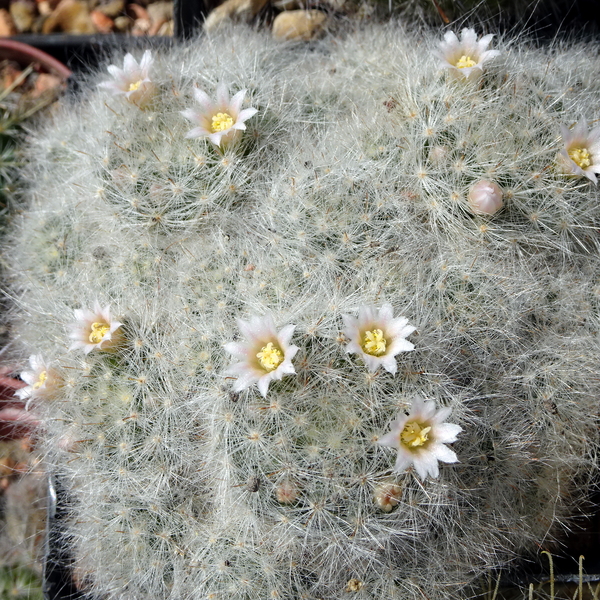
[7,24,600,600]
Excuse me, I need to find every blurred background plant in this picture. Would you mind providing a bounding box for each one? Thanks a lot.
[0,564,44,600]
[0,40,69,600]
[0,43,68,236]
[0,373,46,600]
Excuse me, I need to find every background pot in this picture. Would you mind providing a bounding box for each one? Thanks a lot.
[0,39,71,80]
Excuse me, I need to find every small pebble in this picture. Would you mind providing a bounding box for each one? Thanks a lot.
[91,8,114,31]
[272,9,327,41]
[0,9,18,36]
[0,0,172,35]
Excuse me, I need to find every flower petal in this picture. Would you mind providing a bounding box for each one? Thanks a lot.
[193,87,213,109]
[433,422,462,443]
[123,53,138,75]
[480,49,500,62]
[237,107,258,123]
[278,360,296,376]
[257,374,272,397]
[208,132,226,147]
[384,316,408,336]
[574,119,588,139]
[20,371,37,386]
[379,355,398,375]
[442,30,459,47]
[431,406,452,424]
[15,387,29,400]
[232,369,260,392]
[413,452,439,479]
[431,443,458,464]
[216,83,230,107]
[477,33,494,49]
[224,341,250,358]
[378,430,400,448]
[229,89,246,115]
[388,338,415,354]
[358,305,377,326]
[106,64,124,78]
[393,450,414,473]
[583,170,598,184]
[460,28,478,46]
[185,127,208,140]
[139,50,153,75]
[277,324,296,346]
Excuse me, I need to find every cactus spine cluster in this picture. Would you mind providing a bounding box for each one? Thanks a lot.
[5,23,600,600]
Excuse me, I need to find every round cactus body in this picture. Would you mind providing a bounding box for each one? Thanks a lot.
[6,24,600,600]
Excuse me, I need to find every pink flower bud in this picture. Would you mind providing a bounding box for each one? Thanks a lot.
[373,482,402,512]
[276,480,299,504]
[429,145,449,163]
[468,180,503,215]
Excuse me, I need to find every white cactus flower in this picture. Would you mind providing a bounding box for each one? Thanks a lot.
[98,50,155,106]
[15,354,60,408]
[68,303,123,354]
[557,119,600,184]
[438,28,500,81]
[181,84,258,147]
[378,398,462,479]
[224,315,298,397]
[342,304,415,374]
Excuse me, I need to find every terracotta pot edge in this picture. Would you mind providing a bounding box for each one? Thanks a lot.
[0,38,71,79]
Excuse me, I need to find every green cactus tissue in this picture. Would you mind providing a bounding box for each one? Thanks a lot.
[6,23,600,600]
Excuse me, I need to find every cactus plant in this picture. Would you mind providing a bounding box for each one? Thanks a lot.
[5,23,600,600]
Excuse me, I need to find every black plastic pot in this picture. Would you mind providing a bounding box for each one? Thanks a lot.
[7,33,172,74]
[44,475,83,600]
[6,0,210,73]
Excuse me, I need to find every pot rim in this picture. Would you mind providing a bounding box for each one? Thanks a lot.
[0,38,71,79]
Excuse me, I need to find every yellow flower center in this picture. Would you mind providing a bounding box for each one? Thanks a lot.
[456,55,477,68]
[362,329,387,356]
[401,422,431,448]
[568,147,592,169]
[211,112,234,132]
[257,342,283,372]
[128,80,142,92]
[89,322,110,344]
[33,370,47,390]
